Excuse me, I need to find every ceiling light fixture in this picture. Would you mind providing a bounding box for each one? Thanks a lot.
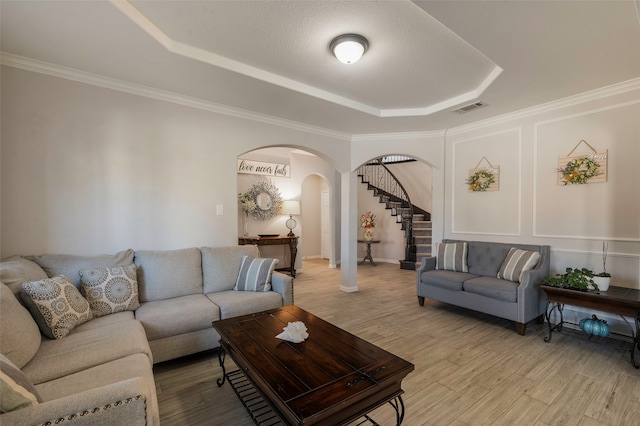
[330,34,368,64]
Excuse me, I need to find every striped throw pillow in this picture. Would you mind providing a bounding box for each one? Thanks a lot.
[436,242,468,272]
[497,248,540,283]
[0,354,42,413]
[234,256,279,292]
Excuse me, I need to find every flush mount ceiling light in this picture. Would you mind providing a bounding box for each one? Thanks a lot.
[330,34,369,64]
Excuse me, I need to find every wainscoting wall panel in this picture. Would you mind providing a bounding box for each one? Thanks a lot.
[452,128,522,236]
[533,101,640,241]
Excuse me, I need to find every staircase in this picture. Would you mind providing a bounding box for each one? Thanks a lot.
[357,159,432,270]
[412,214,432,269]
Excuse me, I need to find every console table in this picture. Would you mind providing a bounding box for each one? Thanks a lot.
[238,235,298,277]
[542,285,640,368]
[357,239,380,266]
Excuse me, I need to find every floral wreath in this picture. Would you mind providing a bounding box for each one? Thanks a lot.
[559,156,599,185]
[466,170,495,192]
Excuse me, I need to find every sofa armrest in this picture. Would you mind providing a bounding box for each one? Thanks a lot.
[416,257,436,274]
[0,378,154,426]
[517,246,551,322]
[271,271,293,306]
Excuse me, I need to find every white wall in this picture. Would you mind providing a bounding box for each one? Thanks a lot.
[444,85,640,290]
[300,174,326,259]
[0,67,351,259]
[2,64,638,307]
[386,161,433,214]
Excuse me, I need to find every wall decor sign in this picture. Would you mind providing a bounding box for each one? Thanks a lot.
[557,140,607,185]
[467,156,500,192]
[237,159,290,178]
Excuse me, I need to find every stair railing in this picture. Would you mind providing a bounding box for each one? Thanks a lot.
[356,159,416,263]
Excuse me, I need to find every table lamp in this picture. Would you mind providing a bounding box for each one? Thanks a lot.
[281,200,301,236]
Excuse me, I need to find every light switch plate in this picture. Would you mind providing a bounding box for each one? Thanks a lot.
[216,205,223,215]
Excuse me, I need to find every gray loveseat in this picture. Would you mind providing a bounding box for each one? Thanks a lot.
[417,240,550,335]
[0,245,293,425]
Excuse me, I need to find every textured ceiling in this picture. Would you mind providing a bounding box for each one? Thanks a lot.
[1,0,639,135]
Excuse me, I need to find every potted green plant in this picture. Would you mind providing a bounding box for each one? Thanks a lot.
[591,242,611,291]
[542,267,598,291]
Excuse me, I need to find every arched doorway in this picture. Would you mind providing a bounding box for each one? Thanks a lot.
[356,155,433,269]
[237,147,338,273]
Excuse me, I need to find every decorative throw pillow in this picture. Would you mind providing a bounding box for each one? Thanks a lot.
[0,353,43,413]
[234,256,279,292]
[497,248,541,283]
[436,242,468,272]
[21,276,93,339]
[79,264,140,318]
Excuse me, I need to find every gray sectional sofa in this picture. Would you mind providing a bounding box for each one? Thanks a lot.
[0,245,293,425]
[417,240,550,335]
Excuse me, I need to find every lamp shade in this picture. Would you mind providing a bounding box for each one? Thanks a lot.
[330,34,368,64]
[281,200,301,216]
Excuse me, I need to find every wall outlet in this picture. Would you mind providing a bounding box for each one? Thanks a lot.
[216,205,223,215]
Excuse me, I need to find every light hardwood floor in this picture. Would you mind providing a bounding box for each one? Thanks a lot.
[154,259,640,425]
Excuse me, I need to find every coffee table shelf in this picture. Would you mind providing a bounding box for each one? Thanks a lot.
[224,368,383,426]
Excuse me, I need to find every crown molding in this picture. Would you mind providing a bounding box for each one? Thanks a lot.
[0,52,351,141]
[3,50,638,144]
[447,77,640,136]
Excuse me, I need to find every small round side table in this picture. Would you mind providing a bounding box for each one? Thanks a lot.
[357,239,380,266]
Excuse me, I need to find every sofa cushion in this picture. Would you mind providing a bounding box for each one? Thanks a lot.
[79,264,140,317]
[72,311,134,332]
[420,270,478,291]
[0,256,49,303]
[463,276,519,303]
[497,248,541,283]
[436,242,468,272]
[135,294,219,340]
[21,276,93,340]
[207,290,283,319]
[201,245,260,293]
[0,354,42,413]
[234,256,278,292]
[0,283,41,369]
[27,250,135,289]
[22,319,151,385]
[134,248,202,302]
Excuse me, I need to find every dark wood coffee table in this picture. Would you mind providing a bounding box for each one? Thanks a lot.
[212,305,414,425]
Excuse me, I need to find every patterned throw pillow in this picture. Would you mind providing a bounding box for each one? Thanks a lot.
[79,264,140,318]
[497,248,541,283]
[0,354,42,413]
[21,276,93,339]
[234,256,279,292]
[436,242,468,272]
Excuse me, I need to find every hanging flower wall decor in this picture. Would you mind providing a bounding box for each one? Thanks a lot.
[558,156,600,185]
[466,169,496,192]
